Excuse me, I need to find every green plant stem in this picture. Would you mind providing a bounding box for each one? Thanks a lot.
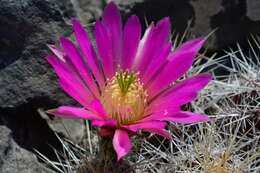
[99,137,117,167]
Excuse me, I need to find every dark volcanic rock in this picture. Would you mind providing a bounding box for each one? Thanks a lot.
[0,0,85,172]
[113,0,260,51]
[247,0,260,21]
[209,0,260,50]
[114,0,196,36]
[0,97,63,160]
[0,125,48,173]
[71,0,104,24]
[0,0,75,108]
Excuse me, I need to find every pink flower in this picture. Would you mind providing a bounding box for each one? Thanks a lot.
[46,2,211,160]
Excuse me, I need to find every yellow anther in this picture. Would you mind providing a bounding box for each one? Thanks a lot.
[101,71,147,126]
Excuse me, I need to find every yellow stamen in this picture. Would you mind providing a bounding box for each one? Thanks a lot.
[101,71,147,126]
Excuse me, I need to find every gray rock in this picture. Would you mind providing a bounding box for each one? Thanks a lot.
[209,0,260,50]
[112,0,260,50]
[0,0,76,108]
[0,0,86,172]
[0,97,66,172]
[71,0,104,24]
[0,125,48,173]
[247,0,260,21]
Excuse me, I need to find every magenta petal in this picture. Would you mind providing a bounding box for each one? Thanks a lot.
[169,38,205,60]
[60,37,100,97]
[151,94,197,114]
[141,107,180,122]
[143,128,172,140]
[122,15,141,70]
[59,79,92,108]
[132,24,153,69]
[91,119,117,127]
[143,42,171,84]
[47,106,100,120]
[89,99,107,118]
[133,17,170,74]
[123,121,166,132]
[148,38,205,96]
[150,74,212,107]
[161,111,209,124]
[48,45,66,61]
[47,55,94,105]
[94,20,114,78]
[113,129,132,160]
[163,73,212,97]
[72,18,105,88]
[102,2,123,66]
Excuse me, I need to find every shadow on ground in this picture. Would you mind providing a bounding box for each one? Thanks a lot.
[0,96,64,162]
[126,0,195,35]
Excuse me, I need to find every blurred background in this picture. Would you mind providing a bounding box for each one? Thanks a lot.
[0,0,259,172]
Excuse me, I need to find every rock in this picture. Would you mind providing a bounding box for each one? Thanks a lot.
[0,0,86,171]
[39,108,85,142]
[0,125,48,173]
[190,0,222,50]
[0,0,85,148]
[0,96,86,171]
[114,0,196,35]
[71,0,104,24]
[112,0,260,51]
[0,97,65,172]
[247,0,260,21]
[0,0,76,108]
[209,0,260,50]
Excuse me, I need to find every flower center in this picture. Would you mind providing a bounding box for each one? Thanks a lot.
[101,71,148,125]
